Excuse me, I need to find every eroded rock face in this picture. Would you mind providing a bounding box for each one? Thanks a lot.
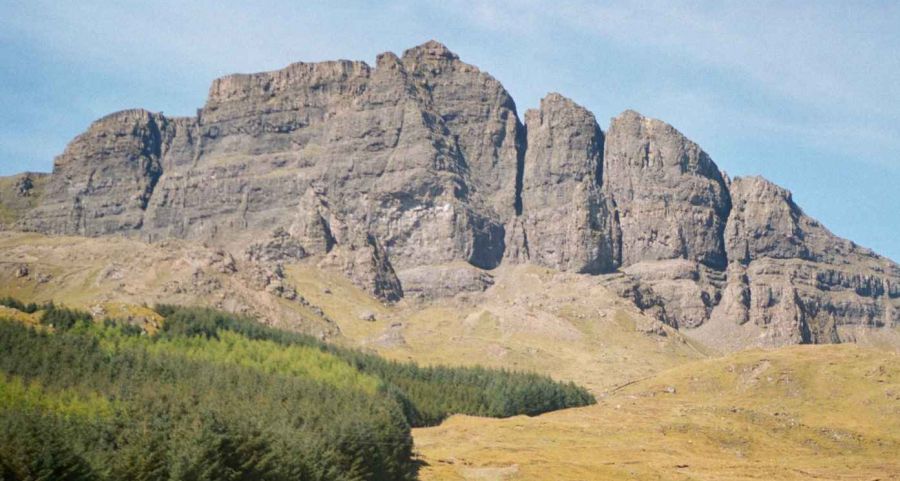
[397,263,494,300]
[0,172,48,229]
[620,260,724,329]
[603,175,899,345]
[318,232,403,302]
[603,110,731,269]
[25,42,517,277]
[713,176,900,344]
[512,93,618,273]
[22,110,166,235]
[401,40,524,220]
[246,228,308,264]
[11,40,900,348]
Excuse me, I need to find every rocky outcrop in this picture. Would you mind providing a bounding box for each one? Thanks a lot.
[619,260,725,329]
[318,232,403,302]
[724,176,878,265]
[245,227,308,263]
[143,45,508,273]
[602,174,899,344]
[14,175,36,197]
[603,110,731,269]
[511,93,618,273]
[400,40,524,220]
[22,110,166,235]
[708,176,900,345]
[10,40,899,349]
[0,172,48,229]
[397,263,494,300]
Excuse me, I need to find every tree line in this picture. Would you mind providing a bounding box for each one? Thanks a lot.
[0,299,595,481]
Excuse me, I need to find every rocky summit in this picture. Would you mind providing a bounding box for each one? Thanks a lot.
[5,40,898,350]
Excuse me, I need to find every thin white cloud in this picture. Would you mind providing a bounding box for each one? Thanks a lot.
[447,1,900,113]
[440,0,900,170]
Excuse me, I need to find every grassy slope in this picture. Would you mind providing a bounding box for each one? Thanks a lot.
[284,263,708,394]
[0,232,338,337]
[0,173,47,227]
[414,345,900,480]
[3,232,899,480]
[1,232,702,393]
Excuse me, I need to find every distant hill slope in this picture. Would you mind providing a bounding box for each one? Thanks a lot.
[2,40,898,350]
[414,345,900,480]
[0,231,709,393]
[0,172,46,228]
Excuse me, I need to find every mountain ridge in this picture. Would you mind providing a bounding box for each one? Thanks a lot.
[3,40,897,351]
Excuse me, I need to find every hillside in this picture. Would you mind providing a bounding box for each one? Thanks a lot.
[0,173,46,228]
[3,231,897,480]
[0,302,593,480]
[415,345,900,480]
[0,231,712,392]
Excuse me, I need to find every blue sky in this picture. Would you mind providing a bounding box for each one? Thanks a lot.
[1,0,898,261]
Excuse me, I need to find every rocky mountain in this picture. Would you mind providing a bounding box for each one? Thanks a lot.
[4,40,898,350]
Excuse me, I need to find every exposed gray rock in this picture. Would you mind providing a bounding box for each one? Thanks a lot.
[152,44,506,270]
[22,110,166,235]
[714,176,900,344]
[397,263,494,300]
[0,172,48,229]
[604,175,899,344]
[708,262,751,326]
[14,265,28,278]
[620,259,724,329]
[725,176,881,265]
[603,110,731,269]
[246,227,308,263]
[401,40,524,220]
[288,188,336,256]
[318,232,403,302]
[512,93,618,273]
[15,175,35,197]
[240,260,300,301]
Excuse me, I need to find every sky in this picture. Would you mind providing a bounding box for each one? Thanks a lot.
[1,0,898,261]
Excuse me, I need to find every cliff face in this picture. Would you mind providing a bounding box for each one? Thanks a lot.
[25,110,166,235]
[717,177,899,344]
[510,93,616,274]
[603,110,731,270]
[9,40,898,349]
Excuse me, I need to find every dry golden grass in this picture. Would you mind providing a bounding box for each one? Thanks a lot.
[414,345,900,481]
[99,302,165,334]
[3,232,898,480]
[283,262,709,391]
[0,232,337,336]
